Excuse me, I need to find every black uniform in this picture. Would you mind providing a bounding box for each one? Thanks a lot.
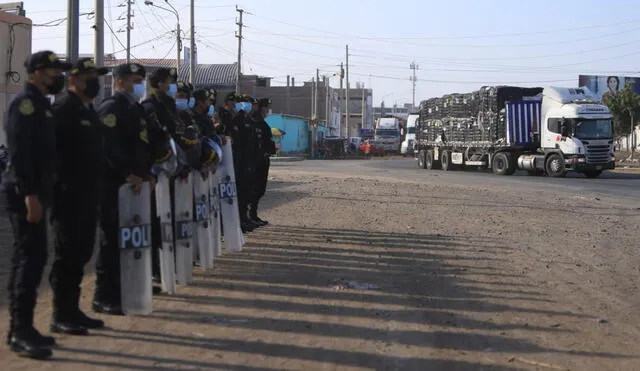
[94,90,153,313]
[249,112,276,220]
[230,110,256,224]
[3,83,58,350]
[192,108,215,139]
[49,91,104,326]
[216,106,234,137]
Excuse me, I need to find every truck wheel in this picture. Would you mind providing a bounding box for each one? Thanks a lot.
[417,150,427,169]
[441,150,452,171]
[545,153,567,178]
[583,170,602,178]
[426,150,434,170]
[492,152,513,175]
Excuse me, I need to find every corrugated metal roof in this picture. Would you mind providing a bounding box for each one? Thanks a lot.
[104,59,237,87]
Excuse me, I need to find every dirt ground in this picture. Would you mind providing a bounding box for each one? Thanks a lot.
[1,164,640,370]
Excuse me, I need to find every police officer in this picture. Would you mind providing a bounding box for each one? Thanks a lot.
[3,50,71,359]
[93,63,153,315]
[48,58,108,336]
[249,98,276,226]
[230,96,259,232]
[214,92,238,137]
[190,89,216,138]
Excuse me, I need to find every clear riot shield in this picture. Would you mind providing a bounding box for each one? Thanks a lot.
[219,142,244,253]
[118,182,153,315]
[156,173,176,294]
[194,172,214,269]
[173,173,194,284]
[209,170,222,257]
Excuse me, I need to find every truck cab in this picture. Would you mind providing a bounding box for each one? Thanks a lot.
[375,117,401,153]
[538,87,615,177]
[401,114,418,156]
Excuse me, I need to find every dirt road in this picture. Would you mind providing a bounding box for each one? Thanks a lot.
[0,162,639,370]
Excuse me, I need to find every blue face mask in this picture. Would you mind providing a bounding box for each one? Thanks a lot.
[175,98,189,111]
[244,103,253,112]
[235,102,245,112]
[131,83,146,101]
[188,97,196,109]
[168,84,177,97]
[207,105,215,117]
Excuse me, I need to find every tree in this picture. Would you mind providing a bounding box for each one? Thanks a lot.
[602,82,640,159]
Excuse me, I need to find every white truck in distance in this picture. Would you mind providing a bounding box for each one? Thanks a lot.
[401,114,419,156]
[414,86,615,178]
[375,117,401,153]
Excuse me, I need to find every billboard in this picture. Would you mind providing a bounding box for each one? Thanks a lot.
[578,75,640,99]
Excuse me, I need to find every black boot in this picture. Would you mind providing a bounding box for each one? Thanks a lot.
[9,328,53,359]
[250,203,268,226]
[74,310,105,329]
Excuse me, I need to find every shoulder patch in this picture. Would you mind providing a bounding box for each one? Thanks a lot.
[18,99,34,116]
[102,114,117,128]
[139,128,149,143]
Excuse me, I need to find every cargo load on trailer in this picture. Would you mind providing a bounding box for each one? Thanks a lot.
[414,86,615,178]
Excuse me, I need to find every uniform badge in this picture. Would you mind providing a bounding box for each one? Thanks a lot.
[102,114,117,128]
[139,128,149,143]
[80,120,91,126]
[18,99,34,116]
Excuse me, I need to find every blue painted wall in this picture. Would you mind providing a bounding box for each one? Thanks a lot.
[265,114,310,153]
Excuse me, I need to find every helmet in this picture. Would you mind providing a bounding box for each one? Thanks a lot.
[200,137,223,167]
[151,137,181,176]
[180,125,202,169]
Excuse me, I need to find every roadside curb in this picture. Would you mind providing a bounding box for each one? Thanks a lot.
[609,168,640,173]
[271,156,305,163]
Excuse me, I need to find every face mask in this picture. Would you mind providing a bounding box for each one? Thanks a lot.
[234,102,244,112]
[131,83,145,101]
[188,97,196,109]
[83,78,100,98]
[175,98,189,111]
[207,105,215,117]
[244,103,253,112]
[168,83,177,97]
[47,74,65,95]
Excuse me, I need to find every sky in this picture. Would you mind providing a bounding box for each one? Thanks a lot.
[26,0,640,107]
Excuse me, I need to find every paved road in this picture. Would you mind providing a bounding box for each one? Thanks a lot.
[273,158,640,204]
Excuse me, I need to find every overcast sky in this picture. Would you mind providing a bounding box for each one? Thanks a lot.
[28,0,640,107]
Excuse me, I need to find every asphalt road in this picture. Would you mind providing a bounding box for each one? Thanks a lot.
[273,158,640,205]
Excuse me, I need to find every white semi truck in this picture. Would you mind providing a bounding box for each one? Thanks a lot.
[414,86,615,178]
[374,117,401,153]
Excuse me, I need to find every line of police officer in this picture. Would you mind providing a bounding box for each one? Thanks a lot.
[2,50,275,359]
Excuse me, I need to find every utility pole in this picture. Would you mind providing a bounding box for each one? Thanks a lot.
[339,62,344,137]
[235,6,244,93]
[345,44,350,138]
[325,76,330,133]
[312,74,318,159]
[66,0,80,63]
[126,0,132,63]
[94,0,104,102]
[189,0,196,85]
[175,20,181,77]
[361,84,365,130]
[410,61,419,109]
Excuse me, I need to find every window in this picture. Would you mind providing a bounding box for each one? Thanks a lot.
[547,118,562,134]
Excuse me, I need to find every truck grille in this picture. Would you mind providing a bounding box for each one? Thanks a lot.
[585,144,610,164]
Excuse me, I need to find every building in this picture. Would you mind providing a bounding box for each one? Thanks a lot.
[373,102,416,121]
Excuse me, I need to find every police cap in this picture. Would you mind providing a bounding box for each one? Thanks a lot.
[176,81,193,95]
[245,96,258,104]
[192,88,216,102]
[224,92,238,102]
[69,58,109,76]
[258,98,272,108]
[25,50,72,73]
[112,63,146,79]
[149,67,178,86]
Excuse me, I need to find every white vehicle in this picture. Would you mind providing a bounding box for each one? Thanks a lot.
[401,114,419,156]
[375,117,401,152]
[415,86,615,178]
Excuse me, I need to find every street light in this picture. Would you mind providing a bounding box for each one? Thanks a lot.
[144,0,181,77]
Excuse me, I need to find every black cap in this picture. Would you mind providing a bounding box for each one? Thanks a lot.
[149,67,178,86]
[176,81,193,95]
[25,50,72,73]
[258,98,272,108]
[192,88,216,102]
[69,58,108,76]
[225,92,238,102]
[112,63,146,79]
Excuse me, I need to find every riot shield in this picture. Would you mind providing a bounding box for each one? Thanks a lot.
[173,173,194,284]
[118,182,153,315]
[209,169,222,257]
[219,142,244,253]
[155,173,176,294]
[194,171,214,269]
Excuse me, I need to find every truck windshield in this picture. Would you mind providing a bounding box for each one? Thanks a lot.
[573,119,613,139]
[407,127,416,134]
[376,129,399,137]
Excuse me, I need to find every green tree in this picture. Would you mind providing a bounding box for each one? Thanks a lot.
[602,82,640,159]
